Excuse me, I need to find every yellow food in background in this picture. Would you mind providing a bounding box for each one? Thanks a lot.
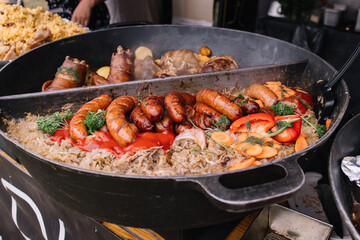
[135,46,153,60]
[96,66,110,78]
[0,1,87,59]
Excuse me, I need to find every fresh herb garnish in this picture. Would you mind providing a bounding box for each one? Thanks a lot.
[37,109,73,135]
[143,101,149,107]
[245,120,252,131]
[83,110,107,134]
[280,85,285,99]
[211,115,231,131]
[270,102,295,116]
[244,135,274,147]
[231,94,244,102]
[267,118,300,137]
[245,136,264,145]
[300,115,326,138]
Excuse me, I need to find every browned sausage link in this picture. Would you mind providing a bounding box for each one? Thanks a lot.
[141,95,165,123]
[106,96,139,147]
[130,106,153,132]
[194,102,222,122]
[43,56,88,91]
[70,94,112,141]
[196,89,242,121]
[165,92,196,123]
[155,116,174,133]
[245,83,278,106]
[233,99,260,115]
[191,111,211,129]
[175,123,192,135]
[107,45,133,83]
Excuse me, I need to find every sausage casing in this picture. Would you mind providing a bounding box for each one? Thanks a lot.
[130,106,154,132]
[106,95,139,147]
[164,92,196,123]
[245,83,278,106]
[141,95,165,123]
[196,89,242,121]
[70,94,112,141]
[155,116,174,133]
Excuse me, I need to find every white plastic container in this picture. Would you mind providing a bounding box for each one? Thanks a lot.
[324,8,341,27]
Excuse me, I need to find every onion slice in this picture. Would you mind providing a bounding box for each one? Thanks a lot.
[173,128,207,150]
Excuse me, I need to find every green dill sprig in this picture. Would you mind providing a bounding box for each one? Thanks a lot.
[270,102,295,116]
[37,109,73,135]
[300,115,326,138]
[210,115,231,131]
[83,110,107,134]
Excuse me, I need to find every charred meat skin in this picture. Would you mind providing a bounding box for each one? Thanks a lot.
[107,45,133,83]
[196,89,242,121]
[42,56,87,91]
[165,92,196,123]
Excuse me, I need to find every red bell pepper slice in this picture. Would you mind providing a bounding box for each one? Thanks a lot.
[268,115,302,143]
[282,96,307,115]
[230,113,275,134]
[292,88,314,109]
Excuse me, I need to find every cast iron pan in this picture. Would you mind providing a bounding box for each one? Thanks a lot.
[0,25,350,229]
[329,113,360,239]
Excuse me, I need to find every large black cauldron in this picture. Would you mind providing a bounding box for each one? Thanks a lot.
[0,25,349,229]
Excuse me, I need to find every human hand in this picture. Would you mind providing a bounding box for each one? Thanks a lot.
[71,0,93,27]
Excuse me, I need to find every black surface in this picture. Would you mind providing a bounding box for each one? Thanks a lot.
[256,16,360,115]
[0,25,350,230]
[329,113,360,240]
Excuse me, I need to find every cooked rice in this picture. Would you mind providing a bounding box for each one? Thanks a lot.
[0,1,86,59]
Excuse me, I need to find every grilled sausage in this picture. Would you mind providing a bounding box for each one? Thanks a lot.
[106,96,139,147]
[107,45,133,83]
[164,92,196,123]
[42,56,87,91]
[196,89,242,121]
[194,103,222,121]
[130,106,154,132]
[233,99,260,115]
[191,111,210,129]
[141,95,165,123]
[70,94,112,141]
[245,83,278,106]
[155,116,174,133]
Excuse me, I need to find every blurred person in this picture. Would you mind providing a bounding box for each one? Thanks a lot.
[46,0,109,30]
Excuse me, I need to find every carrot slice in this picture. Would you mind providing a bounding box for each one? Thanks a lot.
[255,146,278,159]
[326,119,332,131]
[211,132,234,147]
[236,132,249,142]
[229,157,256,171]
[245,144,263,156]
[254,160,263,165]
[295,135,308,152]
[232,142,249,155]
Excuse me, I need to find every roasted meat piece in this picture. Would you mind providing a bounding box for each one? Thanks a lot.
[197,55,238,73]
[157,49,199,76]
[42,56,87,91]
[107,45,133,83]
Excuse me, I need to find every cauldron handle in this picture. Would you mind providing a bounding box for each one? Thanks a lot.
[177,156,305,212]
